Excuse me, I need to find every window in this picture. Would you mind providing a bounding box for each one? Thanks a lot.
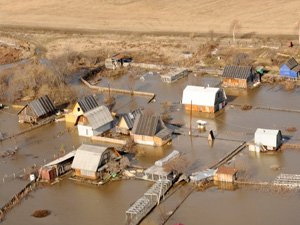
[77,107,81,112]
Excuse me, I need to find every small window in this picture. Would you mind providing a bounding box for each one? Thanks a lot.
[77,107,81,112]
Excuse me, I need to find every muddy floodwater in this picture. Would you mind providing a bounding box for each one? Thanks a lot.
[1,71,300,225]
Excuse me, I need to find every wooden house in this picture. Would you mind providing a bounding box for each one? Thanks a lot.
[131,114,172,146]
[280,57,300,79]
[76,105,114,137]
[250,128,282,152]
[214,166,238,183]
[182,85,227,113]
[65,95,99,124]
[71,144,113,180]
[105,53,132,70]
[18,95,56,124]
[116,108,143,135]
[222,65,258,88]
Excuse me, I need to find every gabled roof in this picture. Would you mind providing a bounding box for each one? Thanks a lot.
[222,65,253,79]
[132,114,162,136]
[18,95,56,117]
[71,144,109,172]
[216,166,238,175]
[77,95,99,113]
[254,128,282,148]
[155,127,172,139]
[182,85,224,107]
[120,108,143,129]
[284,57,298,69]
[83,105,113,129]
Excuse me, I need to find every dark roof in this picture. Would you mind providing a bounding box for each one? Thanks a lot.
[120,108,143,129]
[155,128,172,139]
[222,65,253,79]
[285,57,298,69]
[132,114,161,136]
[78,95,99,113]
[19,95,56,117]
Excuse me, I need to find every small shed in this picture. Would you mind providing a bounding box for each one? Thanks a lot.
[65,95,99,124]
[253,128,282,151]
[116,108,143,135]
[279,57,300,78]
[214,166,238,183]
[160,68,189,83]
[76,105,114,137]
[222,65,258,88]
[18,95,56,124]
[105,53,132,70]
[182,85,227,113]
[131,114,172,146]
[71,144,113,180]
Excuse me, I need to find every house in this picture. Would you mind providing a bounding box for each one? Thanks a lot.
[222,65,258,88]
[71,144,114,180]
[250,128,282,152]
[131,114,172,146]
[279,57,300,78]
[65,95,99,124]
[105,53,132,70]
[160,68,189,83]
[182,85,227,113]
[214,166,238,183]
[76,105,114,137]
[116,108,143,135]
[18,95,56,124]
[40,151,75,182]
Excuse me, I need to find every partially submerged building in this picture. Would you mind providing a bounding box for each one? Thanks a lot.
[40,151,76,182]
[71,144,114,180]
[105,53,132,70]
[182,85,227,113]
[65,95,99,124]
[18,95,56,124]
[222,65,258,88]
[214,166,238,183]
[131,114,172,146]
[116,108,143,135]
[249,128,283,152]
[160,68,189,83]
[279,57,300,79]
[76,105,114,137]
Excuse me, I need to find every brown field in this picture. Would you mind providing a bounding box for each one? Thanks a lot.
[0,0,299,35]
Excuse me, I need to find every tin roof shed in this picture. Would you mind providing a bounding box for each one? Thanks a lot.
[77,95,99,113]
[222,65,254,79]
[254,128,282,148]
[82,105,113,129]
[182,85,223,107]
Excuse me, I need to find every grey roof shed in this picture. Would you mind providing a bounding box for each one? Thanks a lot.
[222,65,253,79]
[78,95,99,113]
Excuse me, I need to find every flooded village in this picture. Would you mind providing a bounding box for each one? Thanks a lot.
[1,27,300,225]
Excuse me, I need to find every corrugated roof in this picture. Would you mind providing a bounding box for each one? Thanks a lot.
[132,114,160,136]
[78,95,99,113]
[22,95,56,117]
[84,105,113,129]
[45,151,76,167]
[71,144,108,172]
[182,85,224,107]
[216,166,238,175]
[121,108,143,129]
[222,65,253,79]
[155,127,172,139]
[285,57,298,69]
[255,128,282,148]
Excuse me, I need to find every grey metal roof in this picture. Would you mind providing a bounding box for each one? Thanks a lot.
[222,65,253,79]
[120,108,143,129]
[285,57,298,69]
[78,95,99,113]
[71,144,108,172]
[84,105,113,129]
[155,127,172,139]
[21,95,56,117]
[132,114,161,136]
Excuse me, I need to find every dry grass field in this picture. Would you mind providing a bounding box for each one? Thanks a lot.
[0,0,299,35]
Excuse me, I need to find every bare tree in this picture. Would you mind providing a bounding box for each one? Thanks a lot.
[230,20,241,44]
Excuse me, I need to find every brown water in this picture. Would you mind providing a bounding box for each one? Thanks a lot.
[1,72,300,225]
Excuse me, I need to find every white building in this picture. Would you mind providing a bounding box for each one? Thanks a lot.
[182,85,227,113]
[250,128,283,152]
[76,105,114,137]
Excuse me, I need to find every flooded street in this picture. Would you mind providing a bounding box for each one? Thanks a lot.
[1,69,300,225]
